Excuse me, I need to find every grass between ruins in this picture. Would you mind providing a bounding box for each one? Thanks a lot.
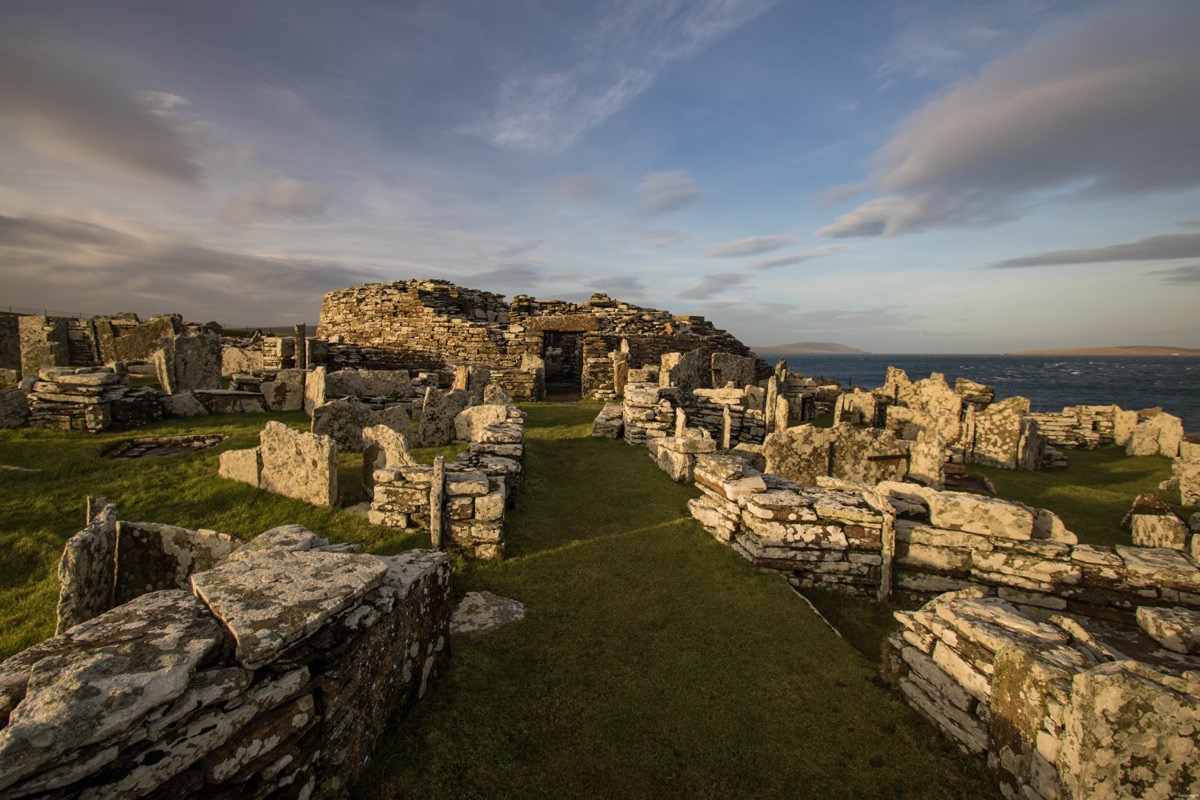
[0,404,1186,798]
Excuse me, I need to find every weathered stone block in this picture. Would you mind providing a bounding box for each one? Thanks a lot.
[927,492,1034,540]
[218,447,261,487]
[1126,412,1184,458]
[55,502,119,633]
[260,368,306,411]
[1136,605,1200,654]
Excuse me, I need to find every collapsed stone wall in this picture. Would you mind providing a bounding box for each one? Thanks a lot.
[3,508,451,800]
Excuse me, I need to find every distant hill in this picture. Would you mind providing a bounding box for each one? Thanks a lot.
[1005,345,1200,356]
[753,341,867,355]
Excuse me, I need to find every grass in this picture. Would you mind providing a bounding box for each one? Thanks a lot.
[969,446,1189,546]
[356,402,998,799]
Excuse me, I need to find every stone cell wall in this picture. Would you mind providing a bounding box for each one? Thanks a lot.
[1026,405,1134,450]
[2,521,452,800]
[220,421,338,507]
[17,316,69,377]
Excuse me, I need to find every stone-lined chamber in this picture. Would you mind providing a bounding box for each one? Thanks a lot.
[1,504,452,800]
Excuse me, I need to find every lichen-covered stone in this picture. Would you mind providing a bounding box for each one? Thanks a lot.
[1059,661,1199,800]
[450,591,525,635]
[55,502,119,633]
[1126,412,1184,458]
[0,388,29,429]
[454,404,509,442]
[190,548,387,669]
[927,492,1034,540]
[362,424,416,498]
[161,391,209,417]
[217,447,261,487]
[113,522,241,606]
[1136,605,1200,654]
[260,368,306,412]
[258,420,337,507]
[0,591,225,794]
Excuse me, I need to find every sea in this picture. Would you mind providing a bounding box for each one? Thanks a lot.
[778,354,1200,433]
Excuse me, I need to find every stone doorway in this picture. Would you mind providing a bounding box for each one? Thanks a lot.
[542,331,583,395]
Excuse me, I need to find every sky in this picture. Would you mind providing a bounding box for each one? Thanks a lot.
[1,0,1198,353]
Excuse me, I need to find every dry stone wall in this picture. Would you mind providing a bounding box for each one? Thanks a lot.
[26,367,163,432]
[4,514,452,800]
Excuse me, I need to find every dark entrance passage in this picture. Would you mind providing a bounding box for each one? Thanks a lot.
[542,330,583,398]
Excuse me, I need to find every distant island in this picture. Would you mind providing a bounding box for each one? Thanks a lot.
[1005,345,1200,356]
[753,341,868,355]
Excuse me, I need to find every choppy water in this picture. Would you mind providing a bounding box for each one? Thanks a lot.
[778,355,1200,433]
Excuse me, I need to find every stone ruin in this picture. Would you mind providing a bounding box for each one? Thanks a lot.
[2,500,451,799]
[600,354,1199,799]
[314,279,769,399]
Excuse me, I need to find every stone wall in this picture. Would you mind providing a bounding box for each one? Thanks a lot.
[370,400,526,559]
[315,280,767,399]
[154,333,222,395]
[1026,405,1136,450]
[26,366,163,432]
[4,513,452,800]
[884,591,1199,800]
[17,316,69,377]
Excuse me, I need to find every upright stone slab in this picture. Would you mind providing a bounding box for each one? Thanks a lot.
[455,404,509,442]
[419,386,457,447]
[362,424,416,499]
[218,447,262,487]
[113,522,241,606]
[711,352,756,389]
[968,396,1031,469]
[312,397,373,450]
[258,420,338,507]
[55,502,119,633]
[260,368,306,412]
[1126,412,1184,458]
[155,333,222,394]
[763,423,911,487]
[304,365,327,415]
[0,387,28,428]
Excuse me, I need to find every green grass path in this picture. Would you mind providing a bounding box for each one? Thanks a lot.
[356,403,998,799]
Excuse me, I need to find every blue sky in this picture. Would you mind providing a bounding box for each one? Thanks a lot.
[1,0,1197,352]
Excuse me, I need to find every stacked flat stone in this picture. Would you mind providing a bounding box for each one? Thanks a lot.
[648,433,717,483]
[2,520,451,800]
[370,401,526,559]
[886,590,1200,800]
[26,366,162,432]
[690,387,767,444]
[622,382,677,445]
[1174,440,1200,510]
[688,454,891,597]
[591,402,624,438]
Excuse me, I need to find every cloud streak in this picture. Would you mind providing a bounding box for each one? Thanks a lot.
[679,272,748,300]
[0,43,201,184]
[705,235,792,258]
[819,1,1200,238]
[633,171,702,216]
[993,232,1200,268]
[747,246,844,271]
[479,0,776,152]
[221,179,335,226]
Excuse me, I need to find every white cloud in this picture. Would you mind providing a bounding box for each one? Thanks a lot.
[633,171,702,216]
[819,1,1200,238]
[622,226,684,249]
[477,0,776,152]
[679,272,748,300]
[221,178,334,226]
[0,43,201,184]
[705,235,792,258]
[747,246,845,271]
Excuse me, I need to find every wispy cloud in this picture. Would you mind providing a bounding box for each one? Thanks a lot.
[992,231,1200,268]
[622,226,684,249]
[0,42,201,184]
[633,171,702,216]
[0,213,380,323]
[819,1,1200,238]
[1150,265,1200,285]
[468,264,542,288]
[747,246,845,271]
[221,178,334,226]
[705,235,792,258]
[477,0,776,152]
[679,272,748,300]
[550,172,611,204]
[590,275,646,297]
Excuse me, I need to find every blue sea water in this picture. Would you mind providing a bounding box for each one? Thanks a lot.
[779,354,1200,433]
